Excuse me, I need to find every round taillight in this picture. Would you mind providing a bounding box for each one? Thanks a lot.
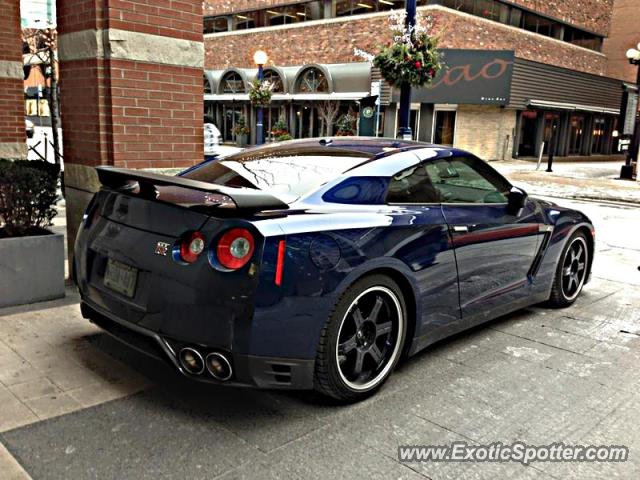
[216,228,255,270]
[180,231,206,263]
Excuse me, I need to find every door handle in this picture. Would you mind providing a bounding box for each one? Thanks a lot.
[451,226,469,233]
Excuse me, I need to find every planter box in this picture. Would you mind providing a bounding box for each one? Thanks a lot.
[235,133,248,147]
[0,233,65,308]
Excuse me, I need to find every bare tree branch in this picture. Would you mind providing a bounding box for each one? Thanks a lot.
[317,101,340,136]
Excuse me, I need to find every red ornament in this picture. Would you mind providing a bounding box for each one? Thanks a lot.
[428,68,435,76]
[415,61,422,69]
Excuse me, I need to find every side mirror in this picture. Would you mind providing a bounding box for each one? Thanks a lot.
[506,186,527,216]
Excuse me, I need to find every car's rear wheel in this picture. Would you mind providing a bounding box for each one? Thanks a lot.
[314,274,407,402]
[548,231,589,307]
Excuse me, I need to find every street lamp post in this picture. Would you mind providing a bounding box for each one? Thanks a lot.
[620,44,640,180]
[397,0,417,140]
[253,50,268,145]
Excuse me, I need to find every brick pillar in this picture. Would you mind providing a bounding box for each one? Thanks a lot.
[0,0,27,159]
[56,0,204,272]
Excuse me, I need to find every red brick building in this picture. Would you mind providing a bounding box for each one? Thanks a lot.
[202,0,627,160]
[0,0,27,159]
[602,0,640,148]
[603,0,640,83]
[55,0,205,268]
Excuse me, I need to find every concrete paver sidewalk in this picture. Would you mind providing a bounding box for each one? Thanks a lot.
[493,160,639,204]
[0,290,151,433]
[0,195,638,479]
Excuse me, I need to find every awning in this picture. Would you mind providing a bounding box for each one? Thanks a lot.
[204,92,370,102]
[527,99,620,115]
[204,62,372,97]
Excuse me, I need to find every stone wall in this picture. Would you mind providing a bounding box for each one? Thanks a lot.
[205,6,608,75]
[453,105,517,160]
[204,0,615,35]
[509,0,614,36]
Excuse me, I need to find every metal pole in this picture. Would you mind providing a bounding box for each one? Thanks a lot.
[256,64,264,145]
[397,0,416,140]
[47,42,61,166]
[620,63,640,180]
[546,122,556,172]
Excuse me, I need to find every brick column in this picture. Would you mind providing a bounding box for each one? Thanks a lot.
[56,0,204,272]
[0,0,27,159]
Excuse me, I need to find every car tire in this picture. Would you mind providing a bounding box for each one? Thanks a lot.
[313,274,407,402]
[548,231,589,308]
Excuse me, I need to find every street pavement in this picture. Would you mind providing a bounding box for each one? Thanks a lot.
[492,159,639,205]
[0,163,639,479]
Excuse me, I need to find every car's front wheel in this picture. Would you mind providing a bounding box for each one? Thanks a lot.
[548,231,589,307]
[314,274,407,402]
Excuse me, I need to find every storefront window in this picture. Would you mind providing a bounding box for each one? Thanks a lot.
[568,114,585,155]
[222,105,244,142]
[517,110,538,157]
[433,110,456,146]
[295,67,329,93]
[263,70,284,93]
[591,117,609,154]
[543,113,561,154]
[221,72,246,93]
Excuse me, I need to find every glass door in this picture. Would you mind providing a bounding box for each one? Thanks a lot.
[568,115,585,155]
[543,113,560,154]
[222,104,242,143]
[591,116,607,154]
[433,110,456,145]
[518,110,538,157]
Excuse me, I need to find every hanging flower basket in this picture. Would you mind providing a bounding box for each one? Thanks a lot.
[373,11,443,88]
[248,79,273,106]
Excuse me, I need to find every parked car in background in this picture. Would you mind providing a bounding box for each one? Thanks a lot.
[74,138,595,402]
[25,119,35,139]
[204,123,221,154]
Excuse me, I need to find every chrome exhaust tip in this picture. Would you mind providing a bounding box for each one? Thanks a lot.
[178,347,205,375]
[205,352,233,381]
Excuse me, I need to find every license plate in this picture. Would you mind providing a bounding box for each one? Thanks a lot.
[104,259,138,298]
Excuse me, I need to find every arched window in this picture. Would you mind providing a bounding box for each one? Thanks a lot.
[295,67,329,93]
[262,70,284,93]
[204,75,212,94]
[221,71,246,93]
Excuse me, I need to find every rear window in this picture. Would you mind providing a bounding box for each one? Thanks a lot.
[181,147,369,203]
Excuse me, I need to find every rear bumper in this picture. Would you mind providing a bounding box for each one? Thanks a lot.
[80,299,315,390]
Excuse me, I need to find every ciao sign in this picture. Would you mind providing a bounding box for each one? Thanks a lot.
[398,50,515,105]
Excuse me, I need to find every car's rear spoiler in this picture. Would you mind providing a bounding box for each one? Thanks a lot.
[96,166,289,212]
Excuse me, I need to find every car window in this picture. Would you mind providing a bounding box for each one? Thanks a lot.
[323,177,389,205]
[386,164,441,204]
[424,156,510,204]
[181,147,369,203]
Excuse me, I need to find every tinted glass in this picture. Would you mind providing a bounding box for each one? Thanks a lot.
[323,177,389,205]
[434,111,456,145]
[386,164,441,204]
[425,156,511,203]
[182,147,370,202]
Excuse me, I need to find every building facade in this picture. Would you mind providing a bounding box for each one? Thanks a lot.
[203,0,626,160]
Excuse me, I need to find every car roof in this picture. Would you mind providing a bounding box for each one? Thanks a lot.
[235,136,426,160]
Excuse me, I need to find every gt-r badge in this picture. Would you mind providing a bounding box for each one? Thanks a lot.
[155,241,171,256]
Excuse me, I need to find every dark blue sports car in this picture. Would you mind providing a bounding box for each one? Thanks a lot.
[74,138,594,401]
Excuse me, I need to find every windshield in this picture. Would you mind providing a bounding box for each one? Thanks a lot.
[181,147,370,202]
